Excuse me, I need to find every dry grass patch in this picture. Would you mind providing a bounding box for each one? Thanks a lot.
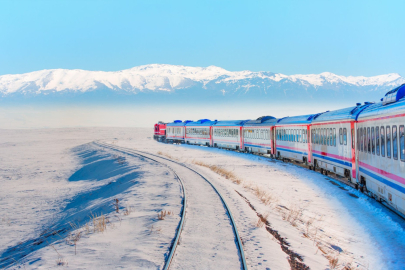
[157,210,173,220]
[90,213,107,233]
[157,151,179,161]
[192,160,243,184]
[124,204,134,216]
[326,254,339,269]
[281,205,303,227]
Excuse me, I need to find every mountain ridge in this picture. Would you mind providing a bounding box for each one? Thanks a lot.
[1,64,404,96]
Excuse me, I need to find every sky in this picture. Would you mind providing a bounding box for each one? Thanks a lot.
[1,0,405,77]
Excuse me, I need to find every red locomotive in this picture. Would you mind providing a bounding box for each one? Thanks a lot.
[154,121,167,142]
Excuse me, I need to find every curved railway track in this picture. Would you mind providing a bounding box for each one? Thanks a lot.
[95,141,248,270]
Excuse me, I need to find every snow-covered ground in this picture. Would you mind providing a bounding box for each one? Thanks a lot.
[1,127,405,269]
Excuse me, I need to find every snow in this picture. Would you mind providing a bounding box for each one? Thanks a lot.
[1,127,405,269]
[0,64,404,94]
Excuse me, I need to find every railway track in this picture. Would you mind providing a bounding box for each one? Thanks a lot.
[95,142,248,270]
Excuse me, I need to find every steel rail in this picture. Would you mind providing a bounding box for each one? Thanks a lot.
[95,141,248,270]
[93,142,186,270]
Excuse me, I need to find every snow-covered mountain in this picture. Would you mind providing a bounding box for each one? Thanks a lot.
[1,64,404,103]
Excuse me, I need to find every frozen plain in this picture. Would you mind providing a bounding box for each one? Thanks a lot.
[1,128,405,270]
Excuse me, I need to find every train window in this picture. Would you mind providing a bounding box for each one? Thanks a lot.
[371,127,375,154]
[376,127,380,156]
[294,129,296,142]
[357,128,360,150]
[363,127,367,152]
[343,128,347,145]
[324,128,327,145]
[393,125,398,160]
[320,129,322,144]
[339,128,343,145]
[316,129,320,144]
[381,126,385,157]
[333,128,336,146]
[359,128,363,152]
[367,127,371,153]
[351,128,355,150]
[386,126,391,158]
[327,129,330,146]
[313,130,316,144]
[400,126,405,162]
[314,129,317,144]
[321,129,324,145]
[328,128,331,146]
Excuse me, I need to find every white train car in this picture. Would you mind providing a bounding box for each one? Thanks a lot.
[212,120,249,150]
[356,84,405,215]
[166,120,193,144]
[310,104,371,183]
[185,119,217,146]
[242,116,277,155]
[275,114,314,164]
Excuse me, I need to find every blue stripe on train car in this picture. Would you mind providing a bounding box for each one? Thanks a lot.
[359,167,405,194]
[244,144,271,149]
[312,153,351,167]
[277,147,308,156]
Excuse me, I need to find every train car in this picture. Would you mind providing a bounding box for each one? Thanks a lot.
[310,104,372,182]
[356,84,405,215]
[185,119,217,146]
[166,120,193,144]
[275,114,318,164]
[153,121,167,142]
[242,116,277,155]
[212,120,249,150]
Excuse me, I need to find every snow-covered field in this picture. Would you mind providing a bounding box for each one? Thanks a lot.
[1,128,405,269]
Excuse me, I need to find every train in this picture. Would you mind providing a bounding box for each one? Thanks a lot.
[154,84,405,217]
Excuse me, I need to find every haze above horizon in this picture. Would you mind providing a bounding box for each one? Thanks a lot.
[1,0,404,77]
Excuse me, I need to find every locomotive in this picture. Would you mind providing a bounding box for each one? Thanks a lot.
[154,84,405,217]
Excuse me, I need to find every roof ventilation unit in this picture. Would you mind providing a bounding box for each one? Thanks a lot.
[174,120,182,123]
[382,84,405,105]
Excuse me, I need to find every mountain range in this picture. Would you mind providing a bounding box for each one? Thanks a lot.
[1,64,404,104]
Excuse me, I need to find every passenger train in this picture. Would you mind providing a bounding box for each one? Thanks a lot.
[153,84,405,217]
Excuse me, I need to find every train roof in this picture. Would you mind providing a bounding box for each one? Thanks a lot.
[276,113,320,125]
[167,120,193,126]
[357,84,405,120]
[186,119,218,126]
[214,120,250,126]
[311,104,372,123]
[244,116,277,126]
[358,99,405,120]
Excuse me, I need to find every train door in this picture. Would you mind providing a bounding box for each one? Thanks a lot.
[351,122,357,181]
[240,126,244,150]
[210,126,213,146]
[307,125,312,163]
[271,127,276,155]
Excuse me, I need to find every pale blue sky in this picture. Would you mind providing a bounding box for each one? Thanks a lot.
[1,0,404,76]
